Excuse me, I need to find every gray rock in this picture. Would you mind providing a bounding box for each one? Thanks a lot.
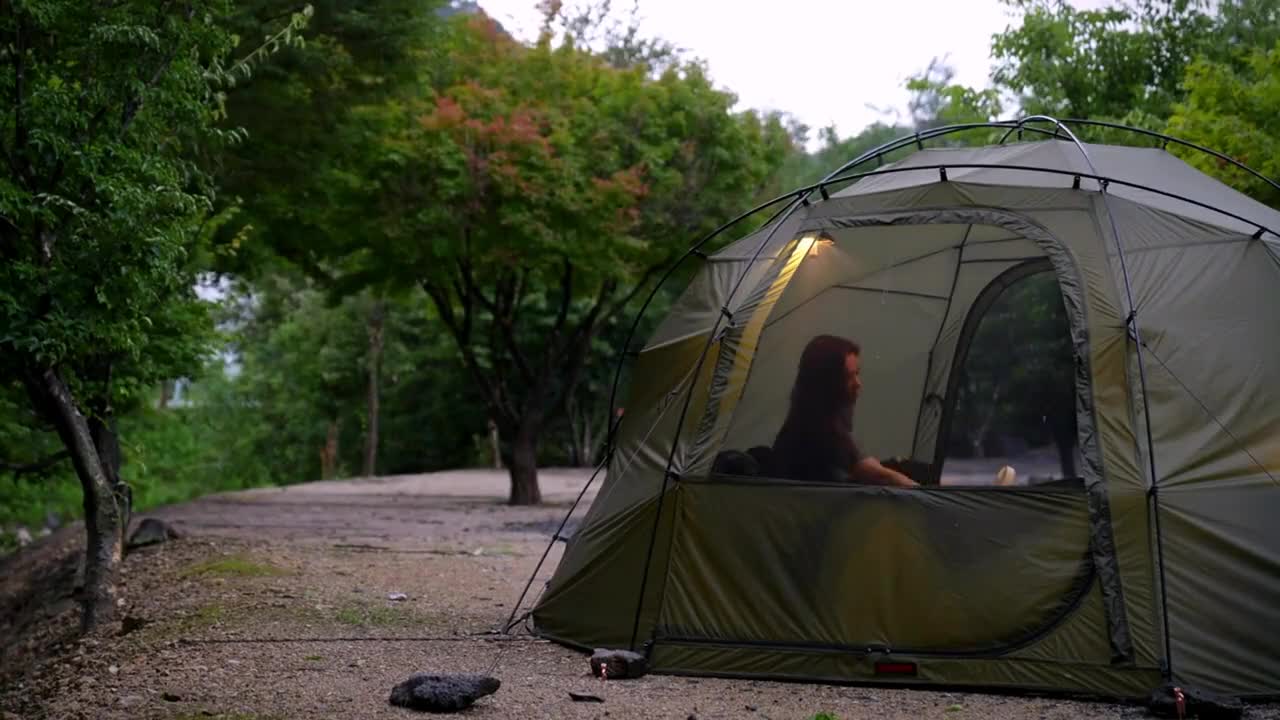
[589,649,648,680]
[1147,683,1242,720]
[15,527,32,546]
[388,673,500,713]
[126,518,180,550]
[45,511,61,530]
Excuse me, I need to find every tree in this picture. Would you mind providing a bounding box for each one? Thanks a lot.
[990,0,1211,121]
[322,10,792,504]
[210,0,450,479]
[949,271,1076,474]
[0,0,308,632]
[906,58,1003,132]
[990,0,1280,124]
[1166,42,1280,206]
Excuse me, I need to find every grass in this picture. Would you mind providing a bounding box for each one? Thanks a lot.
[180,554,288,579]
[0,402,287,547]
[303,654,323,661]
[167,602,229,635]
[333,601,427,629]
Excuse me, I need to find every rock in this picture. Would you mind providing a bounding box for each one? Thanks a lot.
[388,673,500,713]
[387,592,408,602]
[118,616,149,637]
[1147,683,1243,720]
[162,691,182,702]
[15,527,33,546]
[589,649,648,680]
[117,695,145,708]
[127,518,180,550]
[45,511,61,530]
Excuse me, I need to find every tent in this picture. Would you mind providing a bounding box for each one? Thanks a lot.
[527,120,1280,699]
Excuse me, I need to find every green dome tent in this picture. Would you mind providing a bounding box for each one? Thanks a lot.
[521,119,1280,699]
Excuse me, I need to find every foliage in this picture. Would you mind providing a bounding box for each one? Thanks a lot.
[318,8,793,502]
[991,0,1211,120]
[1167,42,1280,207]
[0,0,309,627]
[949,270,1076,472]
[991,0,1280,123]
[906,59,1003,131]
[211,0,449,276]
[6,0,1280,539]
[206,276,489,483]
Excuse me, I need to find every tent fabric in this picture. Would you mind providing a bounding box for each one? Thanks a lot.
[531,140,1280,699]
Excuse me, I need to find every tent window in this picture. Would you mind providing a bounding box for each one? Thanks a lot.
[938,264,1079,486]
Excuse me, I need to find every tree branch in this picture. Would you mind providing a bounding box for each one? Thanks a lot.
[551,256,573,339]
[601,259,666,324]
[423,280,514,424]
[1,451,71,478]
[260,3,309,24]
[120,4,196,136]
[10,7,28,182]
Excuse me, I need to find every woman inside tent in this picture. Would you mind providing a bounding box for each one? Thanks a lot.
[772,334,919,487]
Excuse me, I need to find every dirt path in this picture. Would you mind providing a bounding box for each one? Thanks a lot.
[1,469,1275,720]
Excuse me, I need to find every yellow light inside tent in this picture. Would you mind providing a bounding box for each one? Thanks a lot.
[807,233,835,257]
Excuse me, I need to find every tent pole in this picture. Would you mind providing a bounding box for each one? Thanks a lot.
[1006,114,1174,682]
[500,407,630,634]
[1002,118,1280,196]
[625,217,810,652]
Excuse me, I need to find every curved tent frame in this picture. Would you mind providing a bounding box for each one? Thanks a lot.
[504,116,1280,688]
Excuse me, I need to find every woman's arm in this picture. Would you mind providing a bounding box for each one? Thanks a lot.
[852,456,919,487]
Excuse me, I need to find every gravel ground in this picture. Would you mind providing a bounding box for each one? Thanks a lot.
[1,468,1277,720]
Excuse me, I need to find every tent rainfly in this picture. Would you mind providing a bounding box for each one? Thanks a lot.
[524,119,1280,700]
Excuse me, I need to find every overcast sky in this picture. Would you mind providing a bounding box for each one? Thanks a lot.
[477,0,1111,142]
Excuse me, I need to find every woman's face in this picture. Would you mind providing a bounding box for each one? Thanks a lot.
[844,351,863,401]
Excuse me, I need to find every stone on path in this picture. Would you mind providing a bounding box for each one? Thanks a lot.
[589,649,648,679]
[388,673,500,713]
[126,518,181,550]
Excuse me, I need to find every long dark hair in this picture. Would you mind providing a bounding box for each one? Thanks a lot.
[772,334,861,480]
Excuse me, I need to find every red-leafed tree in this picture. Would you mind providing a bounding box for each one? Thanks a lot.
[318,8,793,504]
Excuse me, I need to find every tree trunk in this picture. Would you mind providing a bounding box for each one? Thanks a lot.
[488,418,502,470]
[157,380,174,409]
[566,393,583,467]
[1053,417,1078,478]
[320,419,340,481]
[506,420,542,506]
[362,300,385,478]
[24,368,123,634]
[581,411,595,468]
[90,414,130,549]
[970,383,1002,460]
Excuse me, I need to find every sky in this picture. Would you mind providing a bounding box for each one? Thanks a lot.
[477,0,1111,143]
